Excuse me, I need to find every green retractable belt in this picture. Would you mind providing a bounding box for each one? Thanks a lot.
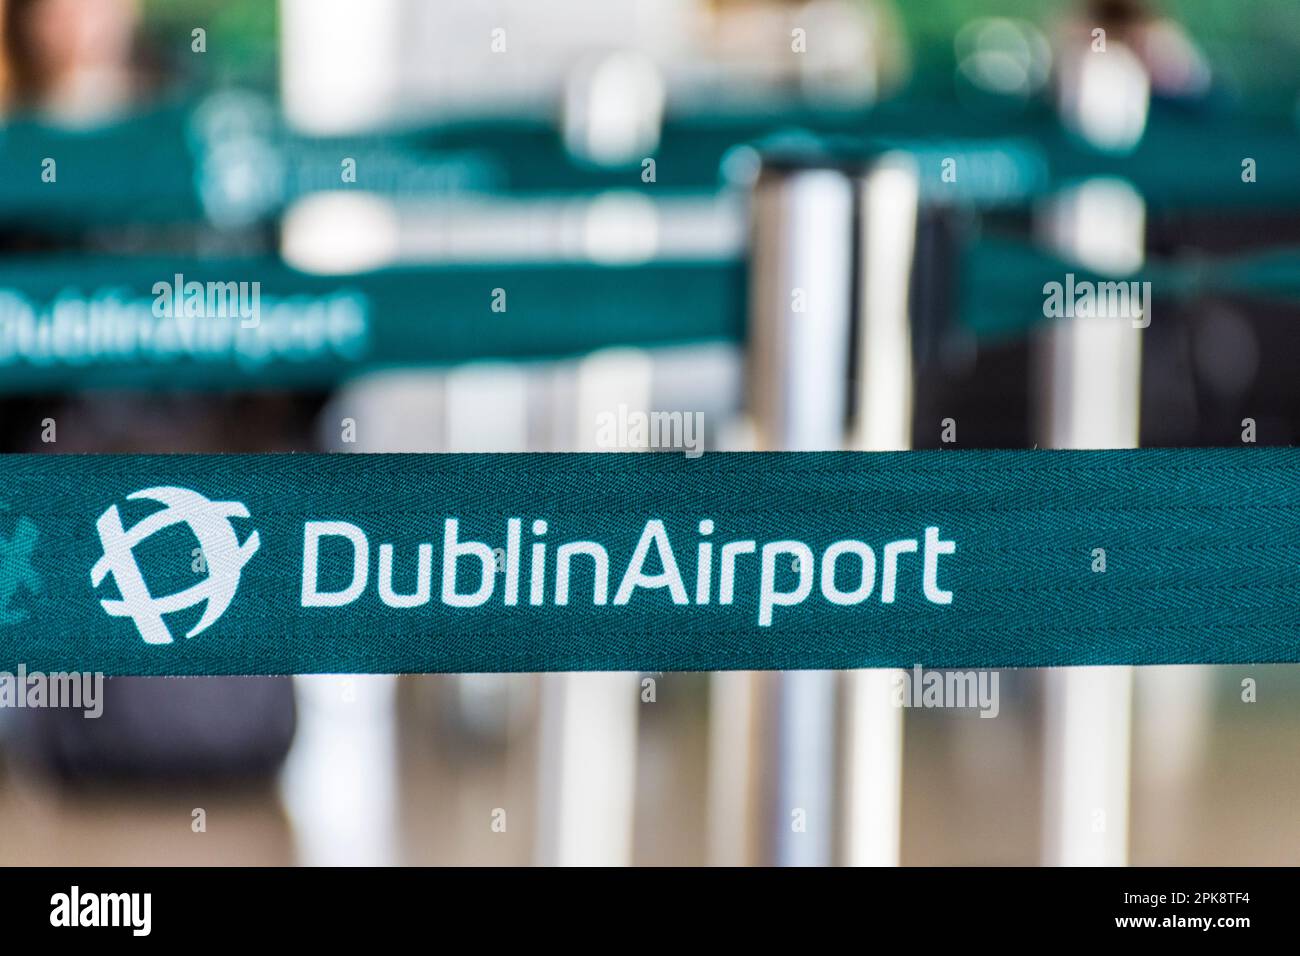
[3,94,1298,229]
[4,239,1300,392]
[957,238,1300,340]
[0,256,745,392]
[0,448,1295,675]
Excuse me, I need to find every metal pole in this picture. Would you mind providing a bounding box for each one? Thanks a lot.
[708,159,856,866]
[535,349,652,865]
[1037,176,1145,866]
[1039,25,1154,865]
[842,153,920,867]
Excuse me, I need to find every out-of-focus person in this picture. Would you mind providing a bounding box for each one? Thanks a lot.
[1,0,142,122]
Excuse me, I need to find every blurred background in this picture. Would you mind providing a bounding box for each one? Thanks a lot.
[0,0,1298,865]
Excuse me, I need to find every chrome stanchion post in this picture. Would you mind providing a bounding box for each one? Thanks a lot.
[708,156,856,866]
[535,349,654,866]
[842,153,920,867]
[1038,31,1150,863]
[1037,176,1144,866]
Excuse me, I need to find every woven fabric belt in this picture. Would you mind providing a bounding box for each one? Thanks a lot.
[0,448,1292,675]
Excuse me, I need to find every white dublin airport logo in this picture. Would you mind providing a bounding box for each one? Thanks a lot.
[91,487,259,645]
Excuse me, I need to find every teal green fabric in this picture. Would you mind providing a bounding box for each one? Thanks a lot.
[957,239,1300,341]
[5,95,1300,230]
[6,241,1300,393]
[0,449,1295,675]
[0,97,885,229]
[0,256,744,393]
[0,103,203,227]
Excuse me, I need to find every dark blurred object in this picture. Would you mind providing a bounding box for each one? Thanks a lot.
[8,676,295,781]
[0,392,325,453]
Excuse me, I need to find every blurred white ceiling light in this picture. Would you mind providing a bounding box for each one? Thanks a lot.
[280,0,402,134]
[563,50,666,167]
[581,192,661,263]
[281,192,402,275]
[1043,178,1145,275]
[955,17,1052,98]
[1058,41,1150,153]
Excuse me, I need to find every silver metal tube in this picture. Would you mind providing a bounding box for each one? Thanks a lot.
[1037,178,1145,866]
[842,153,920,867]
[536,350,653,866]
[1039,27,1153,865]
[708,160,856,866]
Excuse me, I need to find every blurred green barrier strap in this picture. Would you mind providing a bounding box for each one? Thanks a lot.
[0,257,745,392]
[4,95,1300,230]
[957,239,1300,341]
[4,240,1300,393]
[0,449,1296,675]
